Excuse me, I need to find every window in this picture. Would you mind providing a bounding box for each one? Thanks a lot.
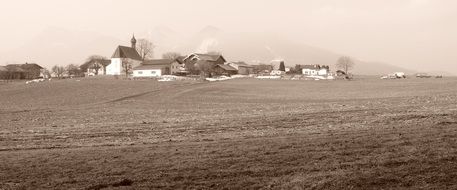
[151,71,156,74]
[138,71,143,74]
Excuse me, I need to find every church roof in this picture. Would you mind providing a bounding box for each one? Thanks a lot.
[111,46,142,60]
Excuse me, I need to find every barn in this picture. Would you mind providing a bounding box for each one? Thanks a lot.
[214,64,237,76]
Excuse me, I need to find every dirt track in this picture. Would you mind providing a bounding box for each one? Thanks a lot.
[1,77,457,189]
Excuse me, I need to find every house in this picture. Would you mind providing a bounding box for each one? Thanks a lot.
[132,58,186,78]
[183,53,226,65]
[133,64,168,78]
[80,59,111,76]
[214,64,237,76]
[182,53,227,74]
[1,63,44,79]
[0,66,8,80]
[228,62,254,75]
[252,64,274,74]
[270,70,285,76]
[106,35,142,76]
[302,65,330,76]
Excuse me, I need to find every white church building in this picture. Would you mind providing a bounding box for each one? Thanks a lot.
[106,35,142,75]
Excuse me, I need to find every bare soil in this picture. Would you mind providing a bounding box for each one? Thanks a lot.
[1,77,456,189]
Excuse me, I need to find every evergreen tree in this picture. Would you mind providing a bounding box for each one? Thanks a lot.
[279,61,286,71]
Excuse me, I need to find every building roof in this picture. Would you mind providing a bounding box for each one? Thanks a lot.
[5,65,26,72]
[183,53,226,63]
[21,63,43,70]
[142,59,177,65]
[217,64,237,71]
[80,59,111,70]
[176,56,186,64]
[301,65,320,70]
[0,66,7,72]
[133,64,168,70]
[111,46,142,60]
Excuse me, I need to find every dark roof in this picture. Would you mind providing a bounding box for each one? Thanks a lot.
[217,64,237,71]
[5,65,26,72]
[99,59,111,66]
[111,46,142,60]
[133,64,168,70]
[21,63,43,70]
[301,65,320,70]
[176,56,186,64]
[184,53,226,63]
[81,59,111,69]
[142,59,177,65]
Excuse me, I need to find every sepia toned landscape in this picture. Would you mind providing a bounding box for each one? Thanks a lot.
[2,0,457,189]
[1,77,456,189]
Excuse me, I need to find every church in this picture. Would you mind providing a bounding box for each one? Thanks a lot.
[106,35,143,75]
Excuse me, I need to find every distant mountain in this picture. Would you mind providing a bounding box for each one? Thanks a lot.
[0,27,124,69]
[175,26,414,75]
[0,25,421,75]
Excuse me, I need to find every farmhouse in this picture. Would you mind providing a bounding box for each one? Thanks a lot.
[252,64,274,74]
[228,61,254,75]
[80,59,111,76]
[106,35,142,75]
[183,53,226,65]
[183,53,228,75]
[1,63,44,79]
[214,64,237,76]
[270,70,285,76]
[0,66,7,80]
[302,65,330,76]
[183,53,225,69]
[132,58,185,78]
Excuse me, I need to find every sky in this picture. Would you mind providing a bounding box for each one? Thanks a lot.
[1,0,456,72]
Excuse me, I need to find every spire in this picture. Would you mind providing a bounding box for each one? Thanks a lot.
[131,34,137,50]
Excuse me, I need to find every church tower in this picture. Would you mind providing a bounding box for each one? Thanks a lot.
[131,34,137,50]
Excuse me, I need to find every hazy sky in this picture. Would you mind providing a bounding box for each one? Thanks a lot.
[1,0,456,72]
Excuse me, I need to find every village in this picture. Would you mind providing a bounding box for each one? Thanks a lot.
[0,35,357,83]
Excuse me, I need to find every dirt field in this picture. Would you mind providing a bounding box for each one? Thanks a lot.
[1,77,457,189]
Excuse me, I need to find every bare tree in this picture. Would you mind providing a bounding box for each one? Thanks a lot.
[162,52,182,60]
[83,55,107,75]
[137,39,155,60]
[336,56,355,74]
[52,65,66,78]
[121,59,132,77]
[66,64,82,77]
[42,68,51,79]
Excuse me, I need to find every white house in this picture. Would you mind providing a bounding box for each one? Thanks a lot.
[82,59,111,76]
[133,65,165,77]
[270,70,285,76]
[132,58,186,78]
[106,35,142,76]
[302,65,330,76]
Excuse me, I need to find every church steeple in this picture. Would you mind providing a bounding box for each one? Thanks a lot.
[131,34,137,50]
